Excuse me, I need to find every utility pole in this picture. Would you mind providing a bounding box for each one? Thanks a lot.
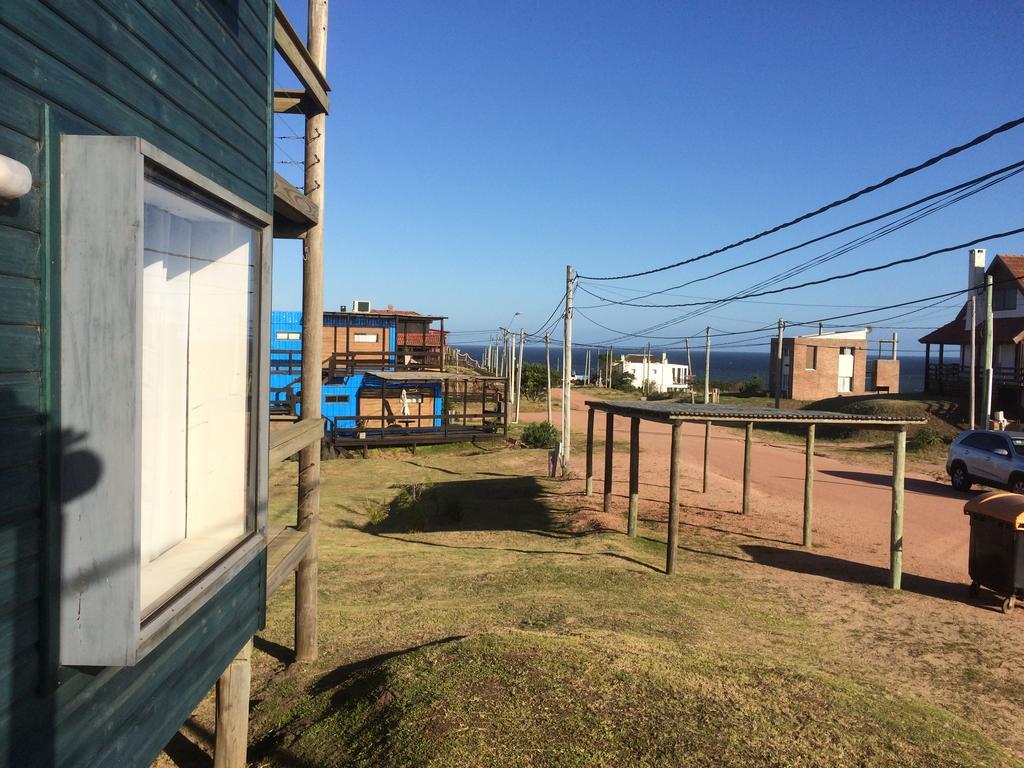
[562,265,574,477]
[545,334,552,424]
[774,318,785,409]
[984,274,994,425]
[515,328,525,423]
[585,349,591,383]
[969,295,977,430]
[704,326,711,404]
[608,346,613,388]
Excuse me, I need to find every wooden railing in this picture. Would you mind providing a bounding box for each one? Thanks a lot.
[927,363,1024,390]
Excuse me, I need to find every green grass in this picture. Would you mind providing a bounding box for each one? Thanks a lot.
[242,448,1021,768]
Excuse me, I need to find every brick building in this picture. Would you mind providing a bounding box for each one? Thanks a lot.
[769,329,900,401]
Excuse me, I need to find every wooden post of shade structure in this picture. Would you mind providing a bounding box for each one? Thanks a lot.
[214,639,253,768]
[585,408,595,496]
[803,424,815,547]
[666,421,683,574]
[742,422,753,515]
[628,417,640,537]
[890,425,907,590]
[702,421,711,493]
[295,0,329,664]
[603,412,614,514]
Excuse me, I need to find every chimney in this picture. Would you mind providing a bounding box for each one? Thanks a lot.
[661,352,667,364]
[969,248,986,293]
[387,303,394,311]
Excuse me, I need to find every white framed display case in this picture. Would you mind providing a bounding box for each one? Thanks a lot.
[59,136,271,666]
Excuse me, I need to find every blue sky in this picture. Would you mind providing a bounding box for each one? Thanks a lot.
[274,1,1024,352]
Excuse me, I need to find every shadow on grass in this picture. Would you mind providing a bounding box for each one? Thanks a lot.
[355,475,664,573]
[740,544,997,609]
[819,469,968,498]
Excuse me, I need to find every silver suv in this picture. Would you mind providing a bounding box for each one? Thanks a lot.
[947,430,1024,493]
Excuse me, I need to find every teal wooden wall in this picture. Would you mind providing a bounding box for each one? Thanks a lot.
[0,1,272,765]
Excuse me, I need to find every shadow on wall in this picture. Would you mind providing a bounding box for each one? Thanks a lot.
[3,387,103,768]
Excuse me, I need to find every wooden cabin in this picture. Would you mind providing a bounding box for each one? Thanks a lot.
[0,2,329,766]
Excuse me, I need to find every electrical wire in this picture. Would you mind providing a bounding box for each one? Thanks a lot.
[577,115,1024,281]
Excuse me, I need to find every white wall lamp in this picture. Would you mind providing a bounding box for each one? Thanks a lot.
[0,154,32,202]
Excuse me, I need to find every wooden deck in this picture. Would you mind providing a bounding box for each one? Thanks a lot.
[266,525,311,596]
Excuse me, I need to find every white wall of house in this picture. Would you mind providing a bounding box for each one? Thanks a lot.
[616,353,689,392]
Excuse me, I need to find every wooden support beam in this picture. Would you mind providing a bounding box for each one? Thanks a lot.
[274,88,308,114]
[666,421,683,574]
[274,172,319,232]
[603,412,614,514]
[628,417,640,537]
[269,418,324,464]
[803,424,815,547]
[274,3,330,115]
[214,639,253,768]
[702,421,711,493]
[742,422,753,515]
[266,525,312,596]
[585,408,595,496]
[890,426,907,590]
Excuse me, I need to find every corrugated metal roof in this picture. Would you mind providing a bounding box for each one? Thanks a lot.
[584,400,926,425]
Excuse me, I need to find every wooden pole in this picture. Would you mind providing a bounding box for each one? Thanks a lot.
[561,266,573,476]
[890,426,907,590]
[742,422,752,515]
[802,424,815,547]
[666,421,683,574]
[585,407,594,495]
[545,333,552,424]
[969,295,977,430]
[515,328,525,423]
[214,639,253,768]
[603,412,614,514]
[984,274,993,424]
[295,0,329,663]
[774,319,785,408]
[628,417,640,536]
[704,326,711,404]
[702,421,711,493]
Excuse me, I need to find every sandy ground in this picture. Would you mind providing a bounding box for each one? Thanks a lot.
[525,391,971,588]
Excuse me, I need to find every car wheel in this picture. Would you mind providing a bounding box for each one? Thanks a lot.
[1011,475,1024,495]
[950,462,971,492]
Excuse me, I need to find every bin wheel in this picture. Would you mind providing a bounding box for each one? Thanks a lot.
[969,581,980,597]
[1002,596,1016,614]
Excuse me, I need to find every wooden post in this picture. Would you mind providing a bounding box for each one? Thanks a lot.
[214,639,253,768]
[666,421,683,574]
[703,326,711,404]
[702,420,711,493]
[515,328,525,423]
[923,343,931,392]
[545,333,552,424]
[803,424,815,547]
[628,417,640,537]
[295,0,329,663]
[742,422,753,515]
[890,426,907,590]
[585,407,595,495]
[984,274,994,424]
[969,295,976,429]
[774,319,785,408]
[603,412,614,514]
[561,266,573,476]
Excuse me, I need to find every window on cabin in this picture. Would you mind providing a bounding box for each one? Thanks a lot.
[354,332,379,343]
[140,177,257,618]
[325,394,351,403]
[275,331,300,340]
[805,346,817,370]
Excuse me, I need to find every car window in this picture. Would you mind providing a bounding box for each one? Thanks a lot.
[984,434,1011,454]
[1012,438,1024,456]
[961,433,989,450]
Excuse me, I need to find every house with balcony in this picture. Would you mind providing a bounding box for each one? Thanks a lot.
[270,306,507,447]
[769,329,901,400]
[615,352,691,393]
[920,250,1024,413]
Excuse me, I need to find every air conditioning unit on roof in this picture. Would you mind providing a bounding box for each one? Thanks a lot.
[351,300,371,313]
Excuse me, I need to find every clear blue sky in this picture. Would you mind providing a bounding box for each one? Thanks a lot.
[274,0,1024,352]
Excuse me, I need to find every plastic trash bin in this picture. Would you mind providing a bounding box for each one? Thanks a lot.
[964,491,1024,613]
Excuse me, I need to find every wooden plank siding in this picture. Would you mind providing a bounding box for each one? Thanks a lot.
[0,0,273,765]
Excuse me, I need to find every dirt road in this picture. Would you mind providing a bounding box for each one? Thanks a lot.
[525,393,973,588]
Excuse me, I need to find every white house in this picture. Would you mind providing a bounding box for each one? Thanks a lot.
[616,352,690,393]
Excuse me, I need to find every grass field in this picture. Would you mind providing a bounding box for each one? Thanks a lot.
[156,441,1024,767]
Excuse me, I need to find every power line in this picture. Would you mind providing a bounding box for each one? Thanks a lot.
[577,115,1024,281]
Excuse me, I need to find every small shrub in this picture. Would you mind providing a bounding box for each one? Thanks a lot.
[366,500,389,526]
[738,375,765,396]
[522,421,559,449]
[908,425,946,452]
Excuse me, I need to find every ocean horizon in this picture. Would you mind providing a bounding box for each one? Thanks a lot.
[454,345,928,393]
